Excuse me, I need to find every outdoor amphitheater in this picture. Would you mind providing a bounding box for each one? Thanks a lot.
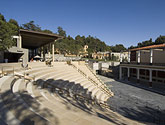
[0,61,142,125]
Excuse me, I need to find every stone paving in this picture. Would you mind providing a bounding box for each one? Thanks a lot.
[99,75,165,125]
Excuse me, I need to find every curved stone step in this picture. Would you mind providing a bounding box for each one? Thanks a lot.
[34,70,78,87]
[15,79,60,124]
[0,77,49,125]
[99,93,109,102]
[0,77,22,125]
[36,69,78,81]
[88,85,96,92]
[83,83,93,89]
[91,88,100,98]
[95,90,104,101]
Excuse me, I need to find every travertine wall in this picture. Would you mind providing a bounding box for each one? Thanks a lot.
[140,51,150,63]
[153,49,165,63]
[135,49,165,64]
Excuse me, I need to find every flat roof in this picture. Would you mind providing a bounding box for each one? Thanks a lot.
[20,29,63,49]
[129,44,165,51]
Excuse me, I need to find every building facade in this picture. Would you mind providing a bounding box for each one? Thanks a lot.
[92,51,128,61]
[119,44,165,89]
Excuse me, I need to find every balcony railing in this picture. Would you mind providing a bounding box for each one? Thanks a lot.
[120,62,165,66]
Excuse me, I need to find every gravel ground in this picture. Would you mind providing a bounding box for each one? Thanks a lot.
[99,75,165,125]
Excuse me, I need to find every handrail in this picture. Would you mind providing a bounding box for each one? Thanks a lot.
[69,63,113,97]
[85,64,114,96]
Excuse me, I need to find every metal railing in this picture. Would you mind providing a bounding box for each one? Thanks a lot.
[69,63,114,97]
[85,64,114,96]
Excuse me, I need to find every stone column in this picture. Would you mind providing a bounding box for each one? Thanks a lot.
[137,50,140,64]
[17,35,22,48]
[48,44,51,58]
[149,69,152,87]
[52,44,55,64]
[120,52,123,63]
[137,68,140,83]
[128,51,131,63]
[119,66,122,80]
[150,49,153,65]
[128,67,130,81]
[43,46,46,61]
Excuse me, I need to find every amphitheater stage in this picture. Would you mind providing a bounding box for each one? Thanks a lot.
[99,75,165,125]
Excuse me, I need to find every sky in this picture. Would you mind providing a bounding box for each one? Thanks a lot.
[1,0,165,47]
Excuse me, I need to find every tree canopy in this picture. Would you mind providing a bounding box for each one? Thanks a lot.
[155,35,165,45]
[128,36,165,49]
[21,21,41,31]
[57,26,66,37]
[0,13,127,55]
[110,44,126,52]
[0,13,19,50]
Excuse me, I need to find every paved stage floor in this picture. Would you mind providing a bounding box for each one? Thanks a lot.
[99,75,165,125]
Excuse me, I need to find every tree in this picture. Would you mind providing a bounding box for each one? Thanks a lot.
[42,29,53,34]
[21,21,41,31]
[110,44,126,52]
[0,13,5,21]
[137,38,153,47]
[0,14,19,50]
[155,35,165,44]
[9,19,19,27]
[57,26,66,37]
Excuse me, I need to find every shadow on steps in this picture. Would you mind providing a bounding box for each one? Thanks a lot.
[34,78,134,125]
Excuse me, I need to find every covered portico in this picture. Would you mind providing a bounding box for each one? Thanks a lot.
[8,29,63,65]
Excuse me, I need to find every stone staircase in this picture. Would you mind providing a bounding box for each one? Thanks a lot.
[0,62,143,125]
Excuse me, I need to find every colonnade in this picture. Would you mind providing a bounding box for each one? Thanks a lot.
[119,66,160,87]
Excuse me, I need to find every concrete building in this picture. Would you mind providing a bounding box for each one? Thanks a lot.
[110,52,128,61]
[0,29,62,65]
[92,51,128,61]
[92,51,110,60]
[119,44,165,89]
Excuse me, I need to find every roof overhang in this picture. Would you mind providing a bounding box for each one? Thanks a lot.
[20,29,63,49]
[129,44,165,51]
